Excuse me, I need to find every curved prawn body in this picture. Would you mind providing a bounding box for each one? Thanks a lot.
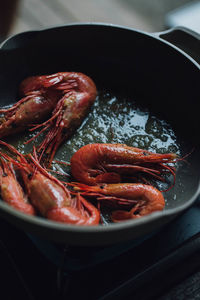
[0,141,100,225]
[0,158,35,215]
[20,163,100,225]
[73,182,165,222]
[27,72,97,165]
[0,75,62,138]
[70,143,178,187]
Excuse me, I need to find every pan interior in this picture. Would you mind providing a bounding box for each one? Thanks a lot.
[0,24,200,227]
[3,87,198,224]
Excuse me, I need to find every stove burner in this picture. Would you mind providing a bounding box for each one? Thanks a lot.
[0,197,200,299]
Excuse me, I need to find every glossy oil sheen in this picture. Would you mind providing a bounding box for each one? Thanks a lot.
[3,89,185,224]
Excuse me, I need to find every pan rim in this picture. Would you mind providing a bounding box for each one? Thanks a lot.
[1,22,200,70]
[0,182,199,233]
[0,22,199,235]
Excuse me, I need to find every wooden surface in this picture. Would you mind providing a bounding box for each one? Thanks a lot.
[7,0,156,38]
[6,0,193,38]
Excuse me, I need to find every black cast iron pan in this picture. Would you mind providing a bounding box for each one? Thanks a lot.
[0,23,199,246]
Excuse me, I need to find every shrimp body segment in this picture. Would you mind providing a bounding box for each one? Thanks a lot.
[0,158,35,215]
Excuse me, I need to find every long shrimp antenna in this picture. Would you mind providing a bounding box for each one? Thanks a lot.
[159,164,176,192]
[25,89,73,149]
[159,148,194,192]
[175,148,194,165]
[0,94,36,114]
[0,140,27,164]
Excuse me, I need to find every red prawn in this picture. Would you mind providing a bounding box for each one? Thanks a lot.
[72,182,165,222]
[25,72,97,165]
[0,157,35,215]
[70,143,178,189]
[0,75,62,138]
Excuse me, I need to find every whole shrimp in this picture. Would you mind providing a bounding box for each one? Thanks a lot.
[0,158,35,215]
[0,75,63,138]
[0,141,100,225]
[26,72,97,165]
[73,182,165,221]
[70,143,178,188]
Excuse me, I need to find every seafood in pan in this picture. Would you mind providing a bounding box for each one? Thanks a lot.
[0,72,97,165]
[0,73,180,225]
[0,140,178,224]
[0,140,100,225]
[23,72,97,165]
[70,143,177,188]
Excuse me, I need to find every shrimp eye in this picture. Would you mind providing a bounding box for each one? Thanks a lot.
[11,122,17,128]
[28,173,33,180]
[143,152,149,156]
[99,185,105,189]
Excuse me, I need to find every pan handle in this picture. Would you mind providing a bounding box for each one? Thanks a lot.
[154,26,200,65]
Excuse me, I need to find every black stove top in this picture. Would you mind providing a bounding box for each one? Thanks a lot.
[1,197,200,300]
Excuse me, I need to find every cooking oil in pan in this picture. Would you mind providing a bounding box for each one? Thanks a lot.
[5,90,180,155]
[3,90,185,222]
[56,90,180,158]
